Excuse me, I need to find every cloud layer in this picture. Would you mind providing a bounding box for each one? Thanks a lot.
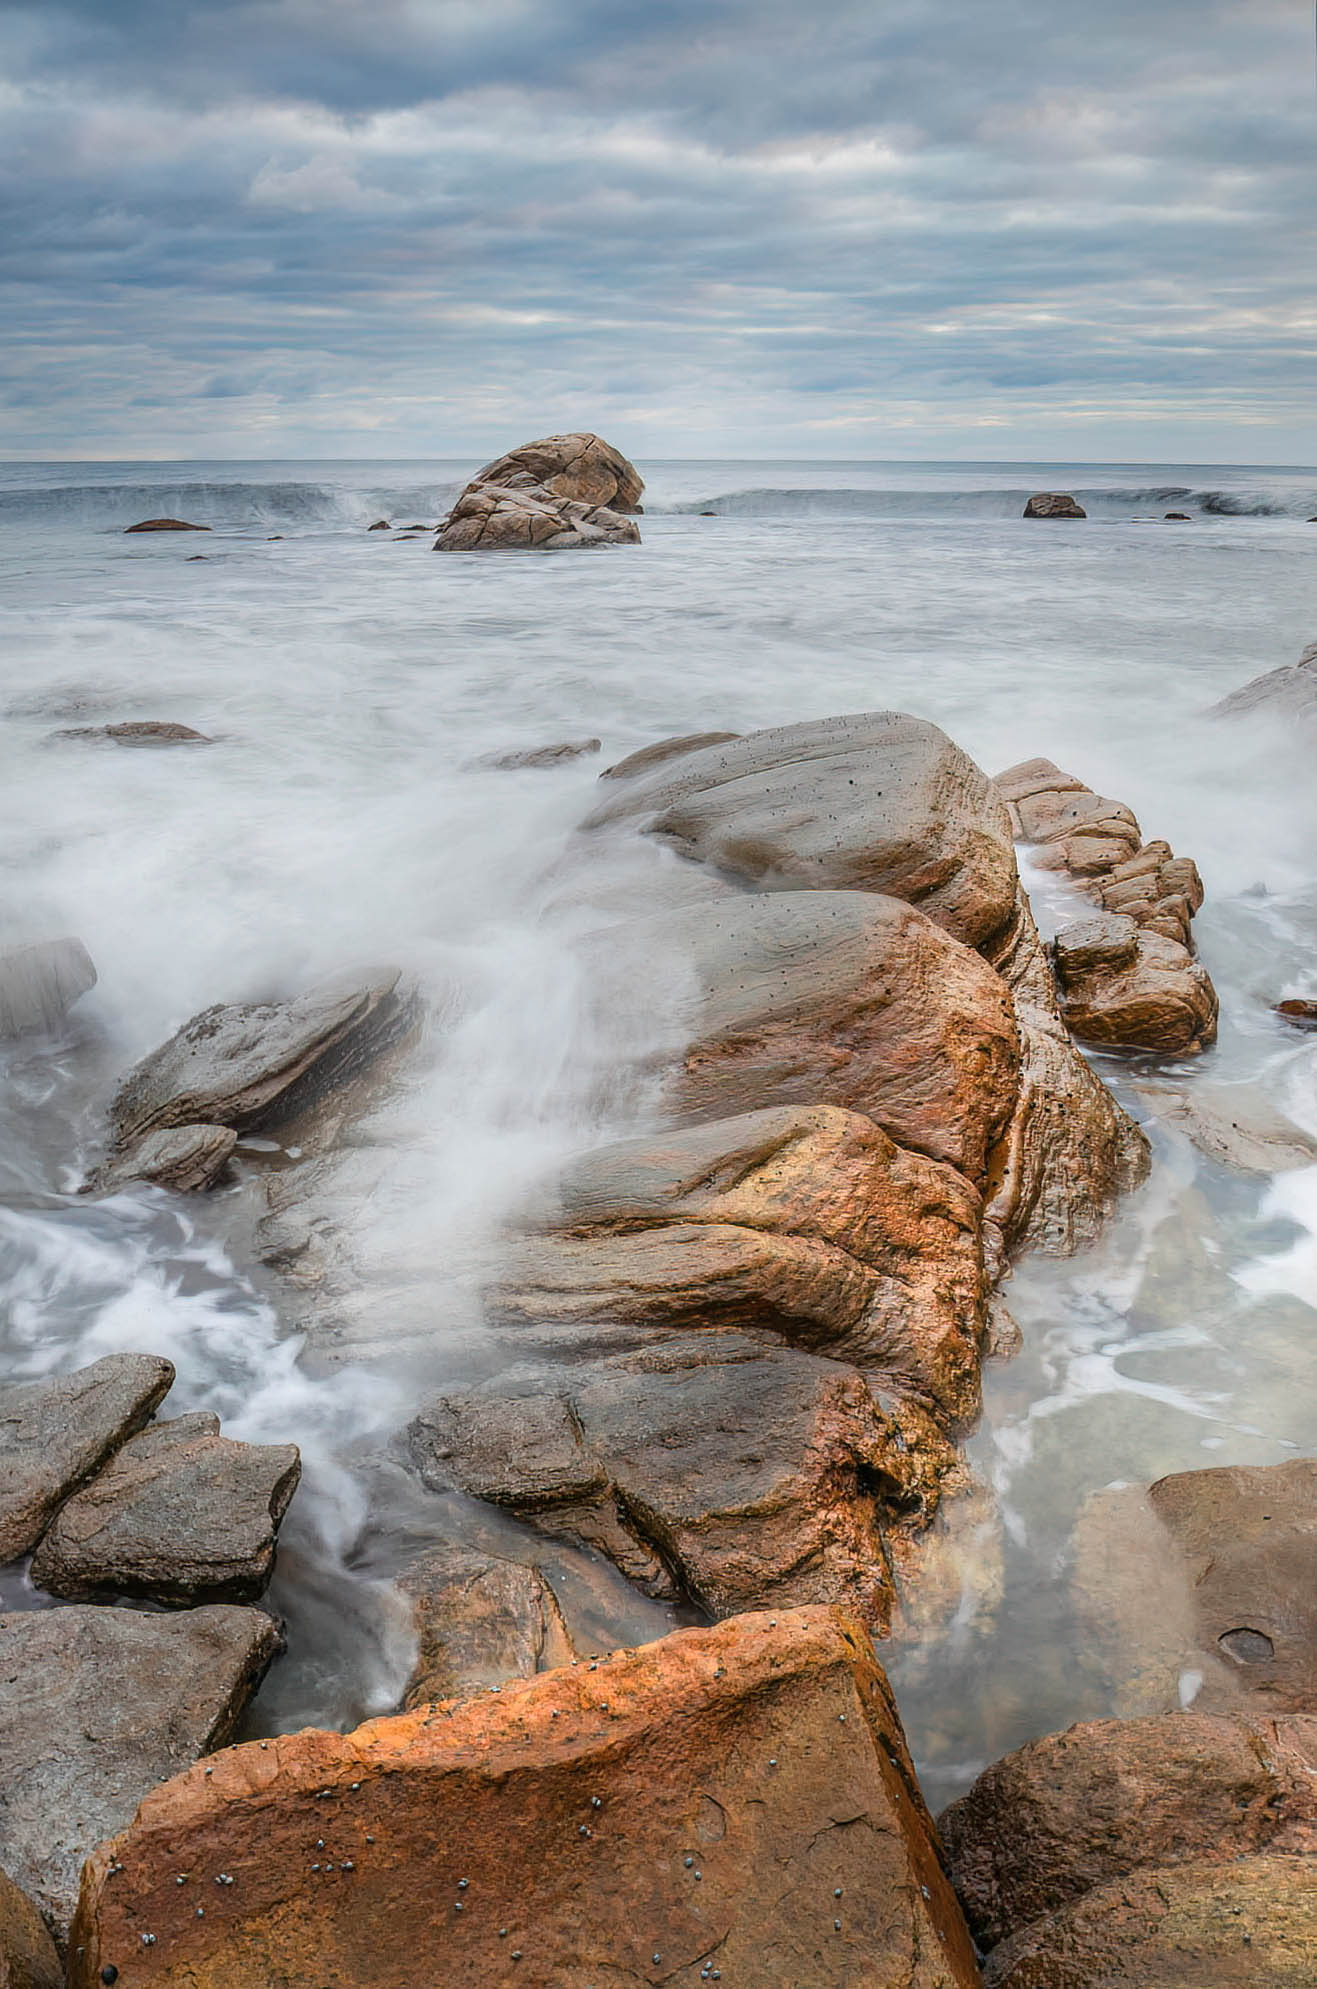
[2,0,1313,457]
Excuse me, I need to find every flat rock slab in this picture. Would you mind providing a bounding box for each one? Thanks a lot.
[584,711,1019,952]
[30,1412,300,1606]
[398,1541,575,1708]
[70,1607,980,1989]
[0,938,97,1038]
[0,1354,175,1561]
[110,969,408,1148]
[0,1868,61,1989]
[1209,639,1317,729]
[0,1605,281,1935]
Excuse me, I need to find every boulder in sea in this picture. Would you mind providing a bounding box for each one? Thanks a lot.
[1164,511,1192,520]
[85,1122,238,1195]
[69,1608,981,1989]
[1275,996,1317,1029]
[48,721,212,746]
[0,1353,174,1561]
[397,1540,575,1708]
[482,737,602,770]
[435,431,643,551]
[29,1411,300,1606]
[366,519,390,531]
[1023,493,1086,518]
[0,1868,61,1989]
[123,518,210,533]
[0,937,97,1039]
[0,1604,280,1936]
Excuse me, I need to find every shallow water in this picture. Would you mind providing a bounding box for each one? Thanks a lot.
[1,457,1314,1784]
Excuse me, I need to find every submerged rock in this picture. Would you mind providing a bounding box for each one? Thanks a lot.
[30,1411,300,1606]
[1132,1080,1317,1173]
[0,1604,280,1935]
[1023,493,1085,518]
[0,938,97,1039]
[398,1540,575,1708]
[0,1354,174,1562]
[1275,996,1317,1029]
[123,518,210,532]
[70,1607,980,1989]
[0,1868,61,1989]
[435,432,643,551]
[48,720,212,746]
[482,737,601,770]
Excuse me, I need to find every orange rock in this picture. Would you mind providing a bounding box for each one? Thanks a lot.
[71,1608,982,1989]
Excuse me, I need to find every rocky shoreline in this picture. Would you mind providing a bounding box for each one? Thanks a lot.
[2,437,1314,1985]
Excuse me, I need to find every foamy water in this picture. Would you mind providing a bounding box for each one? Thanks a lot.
[2,456,1314,1777]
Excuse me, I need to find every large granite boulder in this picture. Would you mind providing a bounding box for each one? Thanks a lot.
[436,433,643,551]
[584,713,1020,952]
[30,1412,300,1606]
[493,1105,988,1424]
[0,1869,61,1989]
[70,1608,981,1989]
[410,1331,948,1629]
[459,432,643,512]
[0,938,96,1038]
[0,1354,174,1561]
[0,1605,280,1935]
[398,1541,575,1709]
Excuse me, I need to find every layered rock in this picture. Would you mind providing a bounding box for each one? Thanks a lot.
[30,1412,300,1606]
[0,1605,280,1935]
[0,1869,61,1989]
[436,433,643,552]
[70,1608,981,1989]
[1049,913,1218,1056]
[483,737,601,769]
[0,1354,174,1561]
[0,938,97,1038]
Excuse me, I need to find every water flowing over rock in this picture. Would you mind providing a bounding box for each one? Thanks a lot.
[48,721,212,746]
[0,1354,174,1561]
[69,1608,981,1989]
[0,1606,280,1936]
[398,1541,576,1708]
[1209,637,1317,731]
[0,1869,61,1989]
[0,937,97,1038]
[30,1412,300,1606]
[435,433,644,551]
[1022,493,1085,518]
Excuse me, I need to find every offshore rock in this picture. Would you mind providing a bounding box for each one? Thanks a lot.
[0,1605,280,1935]
[109,968,412,1150]
[1022,493,1085,518]
[0,937,96,1038]
[0,1353,174,1561]
[398,1541,575,1708]
[85,1122,238,1195]
[124,518,210,532]
[939,1710,1317,1954]
[70,1607,981,1989]
[410,1331,948,1628]
[460,431,644,512]
[493,1104,989,1424]
[436,433,644,551]
[30,1412,300,1606]
[0,1869,61,1989]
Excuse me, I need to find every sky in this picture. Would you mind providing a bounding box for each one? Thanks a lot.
[1,0,1314,460]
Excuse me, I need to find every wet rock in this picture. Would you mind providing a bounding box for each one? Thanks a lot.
[939,1710,1317,1954]
[410,1330,949,1628]
[85,1123,238,1195]
[70,1606,981,1989]
[1132,1080,1317,1173]
[0,937,97,1038]
[398,1541,575,1708]
[600,731,742,779]
[1022,493,1085,518]
[1051,915,1218,1054]
[982,1853,1317,1987]
[30,1412,300,1606]
[1164,511,1192,520]
[459,431,644,512]
[48,721,212,746]
[366,519,390,531]
[0,1354,175,1562]
[482,737,601,770]
[493,1104,989,1424]
[585,711,1020,953]
[123,518,210,533]
[1275,996,1317,1029]
[0,1604,280,1936]
[109,968,413,1150]
[436,483,642,551]
[1071,1457,1317,1718]
[1209,638,1317,730]
[0,1868,61,1989]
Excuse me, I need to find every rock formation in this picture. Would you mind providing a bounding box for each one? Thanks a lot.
[0,1354,175,1560]
[1209,637,1317,732]
[0,938,97,1039]
[70,1608,981,1989]
[124,519,210,533]
[482,737,602,769]
[435,433,643,551]
[1022,494,1085,518]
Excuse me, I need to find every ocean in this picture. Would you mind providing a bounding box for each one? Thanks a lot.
[2,456,1315,1802]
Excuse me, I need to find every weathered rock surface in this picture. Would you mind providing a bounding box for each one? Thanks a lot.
[1023,493,1085,518]
[30,1412,300,1606]
[494,1105,988,1423]
[0,1869,61,1989]
[600,731,741,780]
[49,721,212,746]
[124,518,210,532]
[601,890,1020,1184]
[1052,913,1218,1054]
[982,1853,1317,1987]
[1209,637,1317,730]
[0,1605,280,1935]
[483,737,602,770]
[459,432,644,512]
[585,712,1020,952]
[398,1541,575,1708]
[410,1331,949,1628]
[437,433,644,551]
[0,938,97,1038]
[0,1354,175,1562]
[1072,1457,1317,1718]
[85,1122,238,1195]
[939,1710,1317,1953]
[70,1607,981,1989]
[109,968,413,1151]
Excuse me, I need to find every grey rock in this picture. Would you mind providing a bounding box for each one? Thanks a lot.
[0,1604,280,1935]
[482,737,601,770]
[84,1123,237,1195]
[48,721,211,746]
[1023,492,1086,518]
[0,939,96,1038]
[30,1412,300,1606]
[0,1355,175,1562]
[1209,639,1317,728]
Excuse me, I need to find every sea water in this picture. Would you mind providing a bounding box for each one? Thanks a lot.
[1,457,1314,1792]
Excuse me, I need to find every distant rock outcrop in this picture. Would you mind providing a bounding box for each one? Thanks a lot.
[1023,493,1086,519]
[124,518,210,533]
[435,432,644,551]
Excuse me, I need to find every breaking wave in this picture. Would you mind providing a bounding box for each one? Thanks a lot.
[0,478,462,531]
[656,484,1313,521]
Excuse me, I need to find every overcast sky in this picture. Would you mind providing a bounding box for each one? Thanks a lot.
[1,0,1313,459]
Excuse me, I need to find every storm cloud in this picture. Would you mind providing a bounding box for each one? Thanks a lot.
[1,0,1313,456]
